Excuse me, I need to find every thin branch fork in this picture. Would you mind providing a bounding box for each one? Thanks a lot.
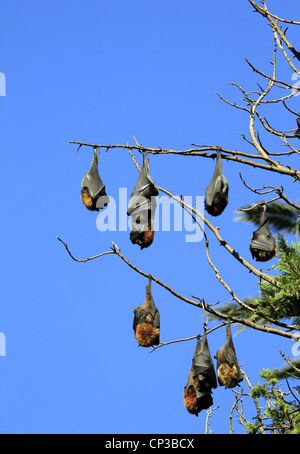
[248,36,279,164]
[245,58,299,91]
[248,0,300,62]
[149,322,226,353]
[238,173,300,211]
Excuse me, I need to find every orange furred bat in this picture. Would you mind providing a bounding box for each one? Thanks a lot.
[215,321,243,389]
[184,334,217,416]
[133,277,160,347]
[80,149,109,211]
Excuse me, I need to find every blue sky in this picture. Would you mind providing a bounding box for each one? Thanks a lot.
[0,0,299,434]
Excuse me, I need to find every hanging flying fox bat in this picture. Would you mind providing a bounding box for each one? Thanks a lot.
[250,205,277,262]
[214,321,243,389]
[80,149,109,211]
[205,150,229,216]
[127,154,159,249]
[133,277,160,347]
[184,333,218,416]
[295,116,300,139]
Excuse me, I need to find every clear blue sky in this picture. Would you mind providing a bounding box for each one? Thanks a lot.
[0,0,299,434]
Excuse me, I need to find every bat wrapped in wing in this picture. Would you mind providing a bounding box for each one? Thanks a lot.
[133,277,160,347]
[80,148,109,211]
[250,205,277,262]
[215,321,243,389]
[295,116,300,139]
[205,150,229,216]
[127,154,159,249]
[184,333,217,416]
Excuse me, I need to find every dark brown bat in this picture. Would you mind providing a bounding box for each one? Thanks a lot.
[80,149,109,211]
[133,277,160,347]
[184,333,217,416]
[215,321,243,389]
[127,154,159,249]
[250,205,277,262]
[295,116,300,139]
[205,151,229,216]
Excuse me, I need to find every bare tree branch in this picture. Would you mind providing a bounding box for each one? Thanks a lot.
[70,141,300,180]
[56,237,300,341]
[248,0,300,62]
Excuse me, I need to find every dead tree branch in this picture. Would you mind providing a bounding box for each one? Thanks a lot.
[56,237,300,341]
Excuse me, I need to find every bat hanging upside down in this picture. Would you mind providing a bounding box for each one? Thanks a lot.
[133,277,160,347]
[130,215,155,249]
[80,148,109,212]
[127,154,159,249]
[205,150,229,217]
[183,334,217,416]
[215,321,243,389]
[250,205,277,262]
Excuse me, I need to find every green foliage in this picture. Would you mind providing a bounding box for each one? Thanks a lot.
[246,369,300,434]
[252,235,300,322]
[217,181,300,434]
[276,359,300,380]
[211,222,300,433]
[209,235,300,327]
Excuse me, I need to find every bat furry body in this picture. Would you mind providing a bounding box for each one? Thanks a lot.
[80,149,109,211]
[80,187,96,211]
[205,151,229,217]
[130,219,155,249]
[250,205,276,262]
[215,322,243,389]
[206,193,228,217]
[217,354,240,389]
[183,388,198,415]
[127,155,159,249]
[251,247,277,262]
[184,334,217,416]
[135,322,159,347]
[133,277,160,347]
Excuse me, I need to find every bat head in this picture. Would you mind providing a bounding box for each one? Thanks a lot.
[183,385,213,416]
[129,212,155,249]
